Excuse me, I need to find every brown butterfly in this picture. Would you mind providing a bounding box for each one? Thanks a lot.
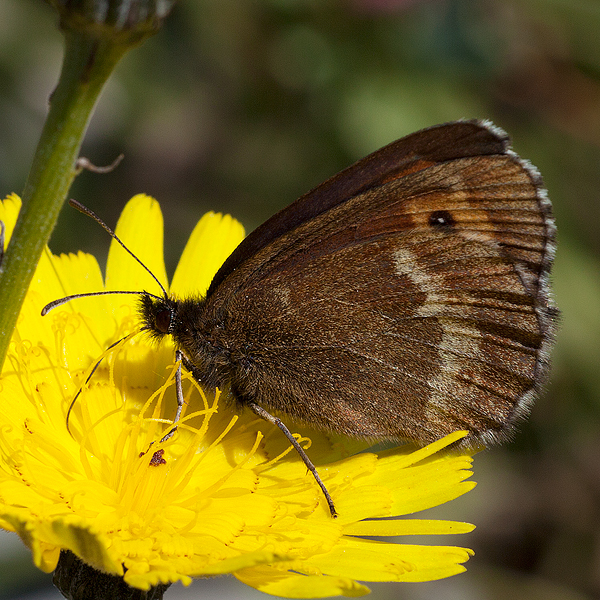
[45,119,558,517]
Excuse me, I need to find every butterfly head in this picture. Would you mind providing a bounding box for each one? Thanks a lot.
[138,293,215,374]
[139,293,179,342]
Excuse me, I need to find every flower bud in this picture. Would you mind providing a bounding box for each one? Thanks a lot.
[46,0,176,46]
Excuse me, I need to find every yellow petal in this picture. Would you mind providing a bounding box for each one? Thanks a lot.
[49,520,122,574]
[300,536,473,582]
[105,194,168,295]
[0,193,22,245]
[170,211,244,297]
[343,519,475,537]
[235,565,371,598]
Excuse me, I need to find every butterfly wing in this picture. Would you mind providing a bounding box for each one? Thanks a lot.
[201,120,557,446]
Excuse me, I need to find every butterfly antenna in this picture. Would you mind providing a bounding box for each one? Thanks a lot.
[69,199,168,298]
[65,329,147,434]
[41,290,161,315]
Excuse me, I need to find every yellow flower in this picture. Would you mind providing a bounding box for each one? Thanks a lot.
[0,193,476,597]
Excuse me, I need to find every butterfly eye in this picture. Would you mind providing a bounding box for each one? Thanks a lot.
[428,210,455,228]
[155,308,173,333]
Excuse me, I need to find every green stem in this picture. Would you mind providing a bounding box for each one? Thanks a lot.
[0,31,128,368]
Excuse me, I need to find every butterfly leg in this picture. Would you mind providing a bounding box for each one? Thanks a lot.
[247,401,338,518]
[160,350,185,442]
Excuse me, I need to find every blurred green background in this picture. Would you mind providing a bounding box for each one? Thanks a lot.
[1,0,599,599]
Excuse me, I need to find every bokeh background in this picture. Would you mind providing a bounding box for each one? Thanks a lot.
[1,1,599,599]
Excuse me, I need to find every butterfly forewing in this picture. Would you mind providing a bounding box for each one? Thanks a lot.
[184,120,556,447]
[208,120,510,295]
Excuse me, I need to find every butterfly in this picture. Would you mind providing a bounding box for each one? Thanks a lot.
[44,119,558,516]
